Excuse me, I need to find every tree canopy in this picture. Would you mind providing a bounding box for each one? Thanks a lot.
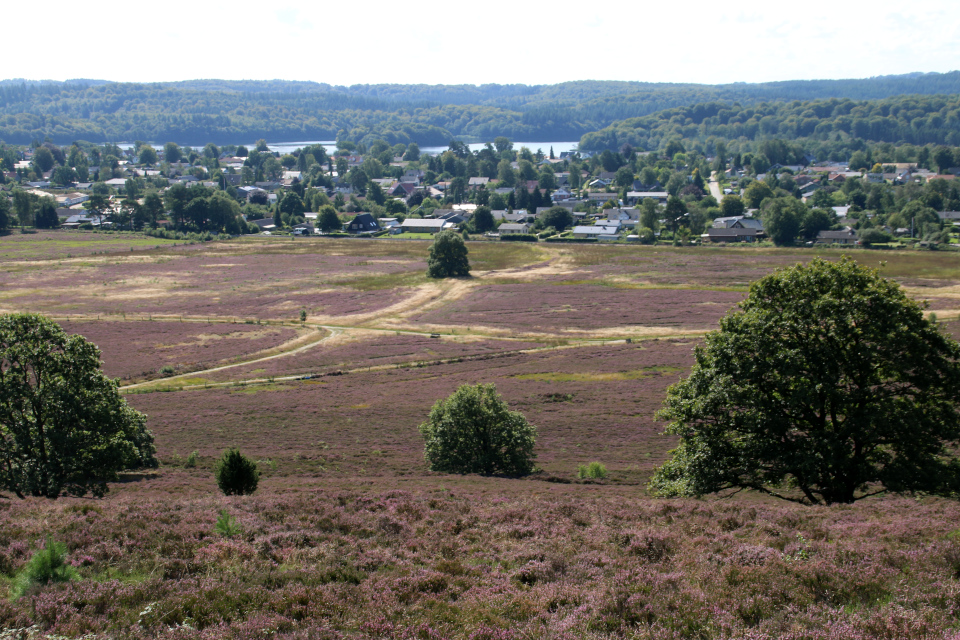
[0,314,158,498]
[650,257,960,505]
[427,230,470,278]
[419,383,537,476]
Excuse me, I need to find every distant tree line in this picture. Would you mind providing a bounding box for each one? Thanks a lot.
[1,73,959,146]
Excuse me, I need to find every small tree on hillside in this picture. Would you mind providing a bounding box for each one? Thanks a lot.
[650,257,960,505]
[427,230,470,278]
[215,449,259,496]
[420,383,537,476]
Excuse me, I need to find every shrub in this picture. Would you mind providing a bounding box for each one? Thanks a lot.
[11,538,79,600]
[215,449,259,496]
[299,309,307,322]
[184,450,199,468]
[500,233,538,242]
[215,509,242,537]
[577,462,608,479]
[419,383,537,476]
[159,364,176,376]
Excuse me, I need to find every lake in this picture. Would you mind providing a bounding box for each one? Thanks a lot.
[117,140,580,156]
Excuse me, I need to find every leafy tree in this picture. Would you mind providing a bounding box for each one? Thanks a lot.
[317,205,342,233]
[279,192,305,217]
[800,207,837,240]
[494,137,513,154]
[34,197,59,229]
[367,181,386,206]
[0,314,157,498]
[427,230,470,278]
[419,383,537,476]
[934,146,955,174]
[0,195,10,231]
[215,449,259,496]
[13,189,32,230]
[859,227,893,246]
[761,197,802,245]
[262,156,283,181]
[51,165,76,186]
[640,198,660,230]
[163,142,181,164]
[614,166,634,188]
[538,169,558,190]
[497,159,516,187]
[82,193,109,228]
[541,206,574,231]
[403,143,420,161]
[473,205,495,233]
[138,146,158,166]
[141,191,164,228]
[720,194,744,217]
[743,181,774,208]
[33,147,55,173]
[650,257,960,505]
[664,195,687,233]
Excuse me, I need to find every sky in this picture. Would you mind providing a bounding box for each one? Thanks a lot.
[6,0,960,87]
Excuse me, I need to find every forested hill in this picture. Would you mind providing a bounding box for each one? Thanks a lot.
[577,94,960,154]
[0,72,958,146]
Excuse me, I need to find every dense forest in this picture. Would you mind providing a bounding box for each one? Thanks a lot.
[578,95,960,158]
[0,73,959,146]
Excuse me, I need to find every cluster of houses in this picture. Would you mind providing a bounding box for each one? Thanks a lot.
[8,141,957,244]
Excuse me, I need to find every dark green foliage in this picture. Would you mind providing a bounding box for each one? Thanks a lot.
[541,206,574,231]
[11,538,78,600]
[2,74,959,146]
[500,234,539,242]
[651,257,960,505]
[859,227,894,246]
[419,383,537,476]
[580,90,960,152]
[426,231,470,278]
[761,198,802,245]
[34,198,59,229]
[472,205,495,233]
[0,314,157,499]
[215,449,259,496]
[317,205,342,233]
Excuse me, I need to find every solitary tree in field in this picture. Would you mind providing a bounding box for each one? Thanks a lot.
[427,231,470,278]
[650,257,960,505]
[0,314,158,498]
[420,383,537,476]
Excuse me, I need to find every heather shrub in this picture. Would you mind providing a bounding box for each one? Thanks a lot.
[10,539,79,600]
[577,461,607,479]
[215,449,259,496]
[215,509,242,537]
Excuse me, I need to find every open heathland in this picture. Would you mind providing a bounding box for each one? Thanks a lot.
[4,231,960,638]
[60,320,303,381]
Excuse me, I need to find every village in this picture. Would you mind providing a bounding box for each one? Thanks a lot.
[2,137,960,249]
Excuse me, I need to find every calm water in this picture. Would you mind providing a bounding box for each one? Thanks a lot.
[117,140,579,156]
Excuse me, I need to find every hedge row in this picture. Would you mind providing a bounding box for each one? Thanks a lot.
[499,234,539,242]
